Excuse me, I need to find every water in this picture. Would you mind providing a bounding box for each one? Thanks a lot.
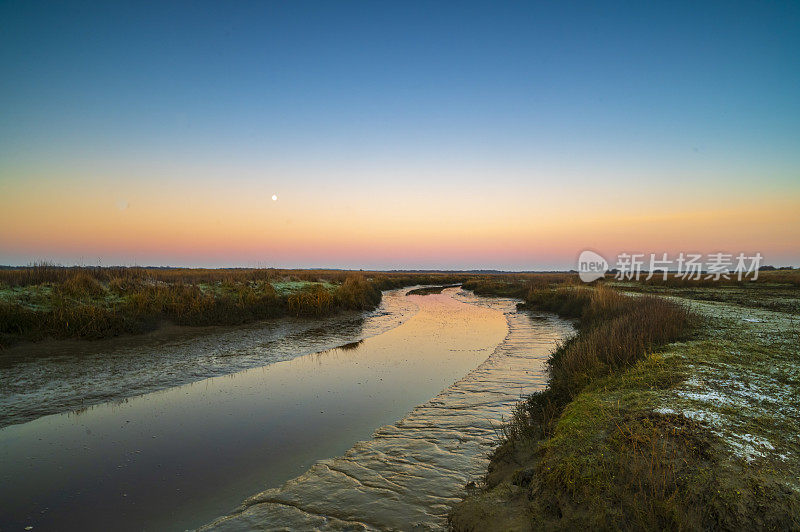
[0,288,575,531]
[203,290,574,530]
[0,289,418,429]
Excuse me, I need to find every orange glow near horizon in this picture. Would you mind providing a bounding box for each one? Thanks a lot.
[2,170,798,269]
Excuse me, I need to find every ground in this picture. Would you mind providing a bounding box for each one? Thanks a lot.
[450,283,800,530]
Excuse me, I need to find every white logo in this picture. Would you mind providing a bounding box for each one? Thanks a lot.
[578,250,608,283]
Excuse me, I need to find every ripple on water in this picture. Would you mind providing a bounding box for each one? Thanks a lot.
[204,290,574,531]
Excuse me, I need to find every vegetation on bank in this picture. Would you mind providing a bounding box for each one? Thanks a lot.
[613,279,800,314]
[462,269,800,317]
[451,280,800,530]
[406,284,462,296]
[462,273,579,300]
[0,265,468,348]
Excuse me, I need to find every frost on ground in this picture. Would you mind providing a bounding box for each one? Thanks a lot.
[657,297,799,484]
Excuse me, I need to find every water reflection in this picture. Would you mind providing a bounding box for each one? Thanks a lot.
[336,340,364,351]
[0,288,507,531]
[204,290,574,531]
[0,289,418,428]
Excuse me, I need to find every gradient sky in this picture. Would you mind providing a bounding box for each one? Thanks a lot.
[1,1,798,270]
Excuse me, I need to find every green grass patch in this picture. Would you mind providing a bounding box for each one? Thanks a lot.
[271,280,335,296]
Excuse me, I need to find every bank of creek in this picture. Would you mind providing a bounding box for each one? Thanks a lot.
[0,287,574,530]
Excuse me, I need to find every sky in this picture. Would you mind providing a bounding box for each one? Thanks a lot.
[1,1,798,270]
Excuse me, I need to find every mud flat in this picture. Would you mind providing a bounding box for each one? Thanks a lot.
[203,290,574,530]
[0,287,523,531]
[0,288,418,428]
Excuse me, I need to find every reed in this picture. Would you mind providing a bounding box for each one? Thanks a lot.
[449,285,717,531]
[503,286,691,435]
[462,273,579,300]
[0,266,491,346]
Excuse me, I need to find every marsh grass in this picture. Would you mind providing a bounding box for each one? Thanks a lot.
[450,285,703,530]
[521,286,593,318]
[451,282,800,530]
[0,266,430,346]
[0,269,611,347]
[334,275,382,310]
[54,271,106,299]
[288,284,334,316]
[462,274,579,301]
[629,269,800,288]
[503,286,692,437]
[405,284,461,296]
[0,266,488,347]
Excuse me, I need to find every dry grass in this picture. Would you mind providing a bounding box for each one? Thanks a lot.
[405,284,461,296]
[334,275,382,310]
[54,271,106,299]
[501,286,692,440]
[451,284,696,529]
[0,266,532,347]
[287,284,334,316]
[0,267,441,347]
[521,286,593,318]
[0,263,480,289]
[633,269,800,288]
[462,273,579,300]
[451,282,800,530]
[547,291,691,401]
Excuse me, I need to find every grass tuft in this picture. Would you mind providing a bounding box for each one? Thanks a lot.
[452,281,800,530]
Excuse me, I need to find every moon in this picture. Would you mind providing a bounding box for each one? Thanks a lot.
[271,194,278,201]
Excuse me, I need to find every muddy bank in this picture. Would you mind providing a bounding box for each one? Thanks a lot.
[0,287,509,531]
[450,288,800,530]
[0,288,418,428]
[203,290,574,530]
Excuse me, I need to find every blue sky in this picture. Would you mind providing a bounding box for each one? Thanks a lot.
[1,1,798,268]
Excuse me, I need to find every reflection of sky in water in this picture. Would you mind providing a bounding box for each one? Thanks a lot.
[206,290,575,530]
[0,288,418,428]
[0,288,512,531]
